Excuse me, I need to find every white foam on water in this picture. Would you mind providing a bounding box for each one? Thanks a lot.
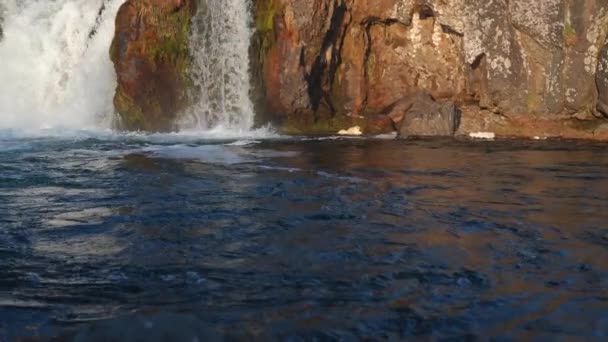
[140,143,302,165]
[0,124,280,148]
[257,165,304,173]
[225,140,262,147]
[373,132,398,140]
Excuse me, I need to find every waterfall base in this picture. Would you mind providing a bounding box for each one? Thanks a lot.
[111,0,255,132]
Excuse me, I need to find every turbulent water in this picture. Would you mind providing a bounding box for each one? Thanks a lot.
[1,135,608,340]
[1,1,608,341]
[0,0,124,131]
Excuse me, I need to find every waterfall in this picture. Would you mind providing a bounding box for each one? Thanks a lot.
[0,0,125,131]
[180,0,255,132]
[0,0,257,133]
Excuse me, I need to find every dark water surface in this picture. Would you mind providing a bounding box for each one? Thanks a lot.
[1,134,608,340]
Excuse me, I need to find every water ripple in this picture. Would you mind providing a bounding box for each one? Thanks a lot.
[0,138,607,340]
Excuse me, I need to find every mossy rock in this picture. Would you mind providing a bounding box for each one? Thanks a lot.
[110,0,196,132]
[278,110,370,135]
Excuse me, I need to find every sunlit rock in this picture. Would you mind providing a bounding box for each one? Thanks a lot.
[392,92,459,138]
[110,0,196,132]
[252,0,608,138]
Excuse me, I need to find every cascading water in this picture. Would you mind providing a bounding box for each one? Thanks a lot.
[0,0,125,131]
[0,0,258,134]
[180,0,255,132]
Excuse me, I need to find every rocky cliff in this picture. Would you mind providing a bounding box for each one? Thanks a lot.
[109,0,608,138]
[110,0,196,131]
[253,0,608,139]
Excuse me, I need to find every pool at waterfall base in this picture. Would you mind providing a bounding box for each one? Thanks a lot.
[0,134,607,340]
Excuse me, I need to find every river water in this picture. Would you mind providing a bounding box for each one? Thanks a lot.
[1,132,607,340]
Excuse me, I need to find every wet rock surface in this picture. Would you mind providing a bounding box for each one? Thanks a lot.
[253,0,608,137]
[110,0,196,132]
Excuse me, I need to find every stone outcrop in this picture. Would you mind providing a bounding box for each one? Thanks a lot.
[389,92,459,138]
[110,0,196,131]
[253,0,608,138]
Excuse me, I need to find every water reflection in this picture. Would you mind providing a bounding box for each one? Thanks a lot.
[1,138,607,340]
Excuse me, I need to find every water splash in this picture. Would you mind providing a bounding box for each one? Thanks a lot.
[180,0,255,131]
[0,0,125,131]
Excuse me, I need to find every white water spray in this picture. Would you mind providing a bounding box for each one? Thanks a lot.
[180,0,255,132]
[0,0,125,131]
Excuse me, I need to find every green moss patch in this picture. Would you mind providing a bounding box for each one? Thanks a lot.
[563,23,578,47]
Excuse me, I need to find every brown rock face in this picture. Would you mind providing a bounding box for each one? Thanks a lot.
[597,42,608,117]
[388,92,459,138]
[253,0,608,137]
[110,0,196,132]
[399,94,459,138]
